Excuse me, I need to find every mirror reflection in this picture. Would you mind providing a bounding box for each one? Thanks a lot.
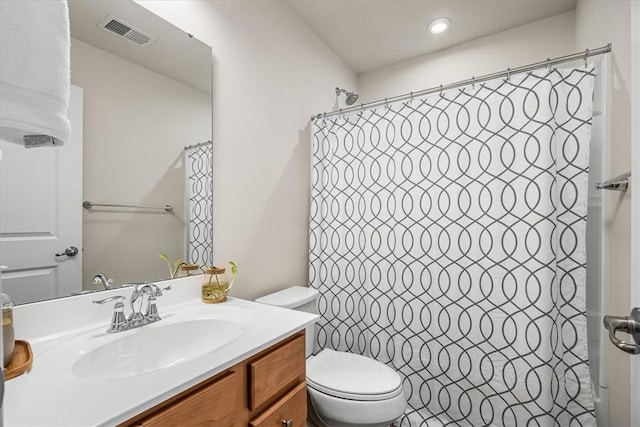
[0,0,213,305]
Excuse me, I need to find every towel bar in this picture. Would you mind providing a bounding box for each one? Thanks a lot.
[83,201,174,212]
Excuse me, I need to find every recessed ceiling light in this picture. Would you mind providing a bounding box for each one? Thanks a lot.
[428,17,450,34]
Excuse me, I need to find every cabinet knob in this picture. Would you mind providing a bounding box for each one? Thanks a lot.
[281,420,293,427]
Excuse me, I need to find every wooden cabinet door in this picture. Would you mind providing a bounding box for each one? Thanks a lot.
[249,382,307,427]
[249,334,305,410]
[140,371,238,427]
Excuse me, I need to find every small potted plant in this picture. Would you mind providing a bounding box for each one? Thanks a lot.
[202,261,238,303]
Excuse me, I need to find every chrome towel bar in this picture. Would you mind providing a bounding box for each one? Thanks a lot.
[595,171,630,192]
[83,201,174,212]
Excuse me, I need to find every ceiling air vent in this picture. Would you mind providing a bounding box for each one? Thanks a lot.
[98,15,157,48]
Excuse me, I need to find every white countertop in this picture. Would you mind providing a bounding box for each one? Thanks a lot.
[4,276,318,426]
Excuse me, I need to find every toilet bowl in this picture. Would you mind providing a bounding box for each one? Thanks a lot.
[255,286,408,427]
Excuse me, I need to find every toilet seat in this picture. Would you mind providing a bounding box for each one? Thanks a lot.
[306,349,404,401]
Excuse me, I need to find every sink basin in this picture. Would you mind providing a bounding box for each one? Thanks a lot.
[71,318,243,380]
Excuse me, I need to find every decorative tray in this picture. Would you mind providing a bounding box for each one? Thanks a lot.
[5,340,33,380]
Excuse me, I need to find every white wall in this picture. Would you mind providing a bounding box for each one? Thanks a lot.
[71,38,211,288]
[137,1,357,300]
[358,12,576,103]
[575,2,632,426]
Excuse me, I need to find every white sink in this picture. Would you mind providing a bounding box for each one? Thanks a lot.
[72,318,243,380]
[34,306,251,382]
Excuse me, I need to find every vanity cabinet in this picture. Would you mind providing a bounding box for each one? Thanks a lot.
[122,332,307,427]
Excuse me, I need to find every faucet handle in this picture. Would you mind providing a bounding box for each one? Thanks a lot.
[93,296,128,333]
[145,296,161,322]
[92,295,126,304]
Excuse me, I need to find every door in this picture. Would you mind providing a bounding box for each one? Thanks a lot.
[0,85,83,304]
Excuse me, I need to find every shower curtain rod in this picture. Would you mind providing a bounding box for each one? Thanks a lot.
[311,43,611,121]
[184,140,212,150]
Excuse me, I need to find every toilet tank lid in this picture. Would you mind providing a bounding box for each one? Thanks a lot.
[255,286,319,308]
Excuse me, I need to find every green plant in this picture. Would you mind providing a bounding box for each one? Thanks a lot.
[227,261,238,290]
[158,253,186,279]
[206,261,238,291]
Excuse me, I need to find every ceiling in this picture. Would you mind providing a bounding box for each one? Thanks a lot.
[69,0,212,93]
[285,0,577,74]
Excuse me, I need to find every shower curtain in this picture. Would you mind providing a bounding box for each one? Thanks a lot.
[185,141,213,267]
[309,65,596,427]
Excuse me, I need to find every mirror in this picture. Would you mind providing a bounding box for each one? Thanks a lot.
[0,0,213,304]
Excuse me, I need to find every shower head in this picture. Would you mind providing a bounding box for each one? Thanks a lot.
[345,91,359,105]
[336,87,359,106]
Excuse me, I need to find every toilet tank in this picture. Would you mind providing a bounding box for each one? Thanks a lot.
[255,286,319,356]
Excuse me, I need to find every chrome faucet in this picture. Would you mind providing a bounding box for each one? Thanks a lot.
[92,273,115,290]
[93,283,171,333]
[128,284,165,326]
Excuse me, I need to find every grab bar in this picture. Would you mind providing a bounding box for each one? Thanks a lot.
[83,201,174,212]
[595,171,630,192]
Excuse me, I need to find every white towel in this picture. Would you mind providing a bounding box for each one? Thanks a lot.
[0,0,70,145]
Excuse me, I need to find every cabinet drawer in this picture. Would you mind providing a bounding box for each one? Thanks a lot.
[140,371,238,426]
[249,333,305,410]
[249,382,307,427]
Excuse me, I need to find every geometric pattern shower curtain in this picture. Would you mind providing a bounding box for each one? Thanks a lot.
[185,141,213,267]
[309,65,596,427]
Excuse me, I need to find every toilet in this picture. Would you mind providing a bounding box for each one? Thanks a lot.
[255,286,408,427]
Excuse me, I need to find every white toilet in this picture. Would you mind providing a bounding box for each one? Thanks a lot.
[256,286,407,427]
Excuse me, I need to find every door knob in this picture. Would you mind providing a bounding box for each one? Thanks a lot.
[603,307,640,355]
[281,420,293,427]
[55,246,78,257]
